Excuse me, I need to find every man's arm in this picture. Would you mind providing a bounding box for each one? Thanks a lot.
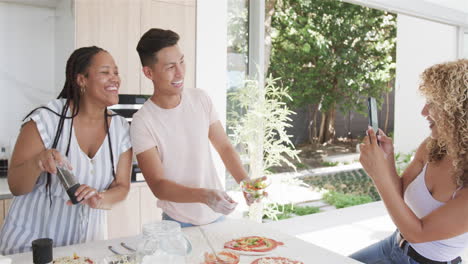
[136,147,206,202]
[137,147,237,214]
[208,121,249,184]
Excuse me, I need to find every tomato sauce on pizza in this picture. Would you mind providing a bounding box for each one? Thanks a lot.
[251,256,304,264]
[203,251,240,264]
[224,236,284,252]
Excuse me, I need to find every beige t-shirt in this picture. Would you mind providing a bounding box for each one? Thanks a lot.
[130,88,223,225]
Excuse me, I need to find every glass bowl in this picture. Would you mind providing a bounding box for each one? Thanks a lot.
[240,177,271,199]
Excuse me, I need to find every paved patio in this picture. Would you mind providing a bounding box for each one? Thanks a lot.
[265,201,395,256]
[228,186,468,261]
[265,201,468,261]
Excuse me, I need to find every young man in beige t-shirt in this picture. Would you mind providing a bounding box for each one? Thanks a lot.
[131,28,258,227]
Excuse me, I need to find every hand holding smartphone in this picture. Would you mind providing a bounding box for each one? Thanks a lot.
[367,97,380,144]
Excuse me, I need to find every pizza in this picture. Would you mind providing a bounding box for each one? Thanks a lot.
[224,236,284,253]
[53,253,94,264]
[203,251,240,264]
[251,257,304,264]
[103,254,135,264]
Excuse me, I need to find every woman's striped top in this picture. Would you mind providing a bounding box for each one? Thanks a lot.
[0,99,131,255]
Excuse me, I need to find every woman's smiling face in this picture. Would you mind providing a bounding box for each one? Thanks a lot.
[79,51,121,107]
[421,101,440,139]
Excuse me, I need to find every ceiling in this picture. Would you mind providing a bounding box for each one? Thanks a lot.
[0,0,59,8]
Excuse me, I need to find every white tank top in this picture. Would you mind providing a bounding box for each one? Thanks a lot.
[404,163,468,261]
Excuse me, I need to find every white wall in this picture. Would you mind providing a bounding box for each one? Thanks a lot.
[54,0,74,95]
[0,2,56,155]
[424,0,468,14]
[394,14,458,154]
[464,32,468,59]
[343,0,468,27]
[196,0,228,184]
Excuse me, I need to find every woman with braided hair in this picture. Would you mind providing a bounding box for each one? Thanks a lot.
[0,46,132,254]
[351,59,468,263]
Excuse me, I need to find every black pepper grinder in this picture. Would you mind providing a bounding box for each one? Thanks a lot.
[32,238,53,264]
[56,165,81,204]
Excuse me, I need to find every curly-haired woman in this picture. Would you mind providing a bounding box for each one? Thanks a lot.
[350,59,468,264]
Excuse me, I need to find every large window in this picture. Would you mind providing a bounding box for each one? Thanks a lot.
[226,0,249,188]
[226,0,249,130]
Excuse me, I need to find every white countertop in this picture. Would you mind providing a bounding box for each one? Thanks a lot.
[9,218,362,263]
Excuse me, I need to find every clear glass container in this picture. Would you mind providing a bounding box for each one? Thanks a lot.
[136,220,191,264]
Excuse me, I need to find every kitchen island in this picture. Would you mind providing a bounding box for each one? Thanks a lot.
[9,218,362,263]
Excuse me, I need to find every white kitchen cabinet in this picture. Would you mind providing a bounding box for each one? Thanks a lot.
[139,184,163,227]
[106,186,141,239]
[0,198,13,230]
[75,0,196,95]
[107,183,162,239]
[75,0,142,95]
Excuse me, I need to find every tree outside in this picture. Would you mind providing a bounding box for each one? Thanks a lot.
[225,0,399,220]
[269,0,396,144]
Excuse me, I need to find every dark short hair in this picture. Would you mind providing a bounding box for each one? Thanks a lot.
[136,28,180,67]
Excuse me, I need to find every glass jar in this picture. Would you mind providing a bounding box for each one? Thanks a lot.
[136,220,191,264]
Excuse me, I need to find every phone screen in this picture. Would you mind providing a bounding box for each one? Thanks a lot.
[368,97,379,132]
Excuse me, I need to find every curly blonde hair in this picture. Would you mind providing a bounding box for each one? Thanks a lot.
[419,59,468,187]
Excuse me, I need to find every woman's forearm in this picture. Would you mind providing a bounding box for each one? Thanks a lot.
[374,174,422,241]
[8,157,42,196]
[97,183,130,210]
[387,153,403,196]
[372,152,402,197]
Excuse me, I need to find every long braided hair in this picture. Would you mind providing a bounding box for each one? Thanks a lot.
[24,46,117,204]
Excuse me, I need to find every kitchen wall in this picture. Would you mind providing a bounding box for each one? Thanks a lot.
[54,0,74,95]
[0,2,57,154]
[197,0,228,185]
[394,14,458,154]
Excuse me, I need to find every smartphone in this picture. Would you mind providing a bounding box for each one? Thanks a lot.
[367,97,380,143]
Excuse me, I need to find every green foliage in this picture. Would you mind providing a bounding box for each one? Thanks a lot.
[294,205,321,216]
[263,203,320,220]
[303,169,380,201]
[228,76,301,176]
[321,161,339,167]
[395,151,415,175]
[387,131,394,140]
[295,162,308,169]
[269,0,396,115]
[227,0,249,54]
[323,191,373,209]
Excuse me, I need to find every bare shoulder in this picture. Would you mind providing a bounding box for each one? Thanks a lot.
[21,119,38,132]
[10,120,44,166]
[401,138,430,189]
[413,138,430,164]
[17,120,42,146]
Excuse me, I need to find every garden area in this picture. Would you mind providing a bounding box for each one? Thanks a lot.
[226,0,398,222]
